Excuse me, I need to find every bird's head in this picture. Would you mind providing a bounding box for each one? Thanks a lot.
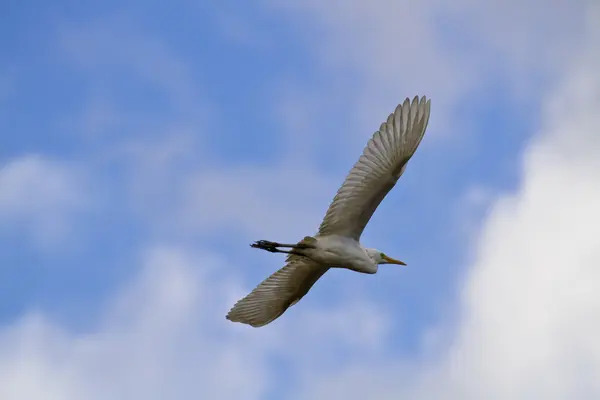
[366,248,407,266]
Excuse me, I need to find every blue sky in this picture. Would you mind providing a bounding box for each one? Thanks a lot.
[1,1,599,399]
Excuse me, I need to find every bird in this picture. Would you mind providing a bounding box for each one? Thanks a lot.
[226,95,431,327]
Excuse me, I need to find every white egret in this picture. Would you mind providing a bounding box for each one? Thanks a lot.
[226,95,431,327]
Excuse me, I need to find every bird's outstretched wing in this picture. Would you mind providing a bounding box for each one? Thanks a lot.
[226,255,329,327]
[318,96,431,240]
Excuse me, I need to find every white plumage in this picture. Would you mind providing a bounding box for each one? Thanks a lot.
[227,96,431,327]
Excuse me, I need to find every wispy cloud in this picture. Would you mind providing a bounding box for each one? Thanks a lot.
[266,0,585,142]
[0,245,392,399]
[296,3,600,398]
[0,155,88,249]
[59,16,202,112]
[0,1,596,399]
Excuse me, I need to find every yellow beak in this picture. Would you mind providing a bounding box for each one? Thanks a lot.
[383,255,407,265]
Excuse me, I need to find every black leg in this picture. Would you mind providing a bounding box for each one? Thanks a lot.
[250,239,314,253]
[251,241,277,252]
[252,240,298,249]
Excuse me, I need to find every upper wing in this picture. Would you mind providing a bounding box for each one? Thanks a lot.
[226,255,329,327]
[317,96,431,240]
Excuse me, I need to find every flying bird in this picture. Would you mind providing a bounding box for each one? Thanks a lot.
[226,95,431,327]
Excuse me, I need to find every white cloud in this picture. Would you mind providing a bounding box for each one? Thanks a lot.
[2,3,597,399]
[297,2,600,399]
[0,245,391,400]
[0,155,87,247]
[0,246,261,400]
[442,7,600,398]
[266,0,586,148]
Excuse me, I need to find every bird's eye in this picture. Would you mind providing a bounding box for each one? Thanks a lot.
[380,252,385,258]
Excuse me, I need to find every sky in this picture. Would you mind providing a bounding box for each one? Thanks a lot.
[0,0,599,399]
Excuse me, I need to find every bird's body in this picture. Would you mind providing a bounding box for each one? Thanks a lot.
[227,95,432,327]
[299,235,379,274]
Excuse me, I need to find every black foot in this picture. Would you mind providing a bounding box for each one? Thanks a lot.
[251,240,279,252]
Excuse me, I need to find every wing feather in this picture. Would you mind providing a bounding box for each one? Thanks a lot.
[318,96,431,239]
[226,255,329,327]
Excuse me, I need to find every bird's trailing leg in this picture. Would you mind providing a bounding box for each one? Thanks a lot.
[251,240,295,251]
[250,238,315,255]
